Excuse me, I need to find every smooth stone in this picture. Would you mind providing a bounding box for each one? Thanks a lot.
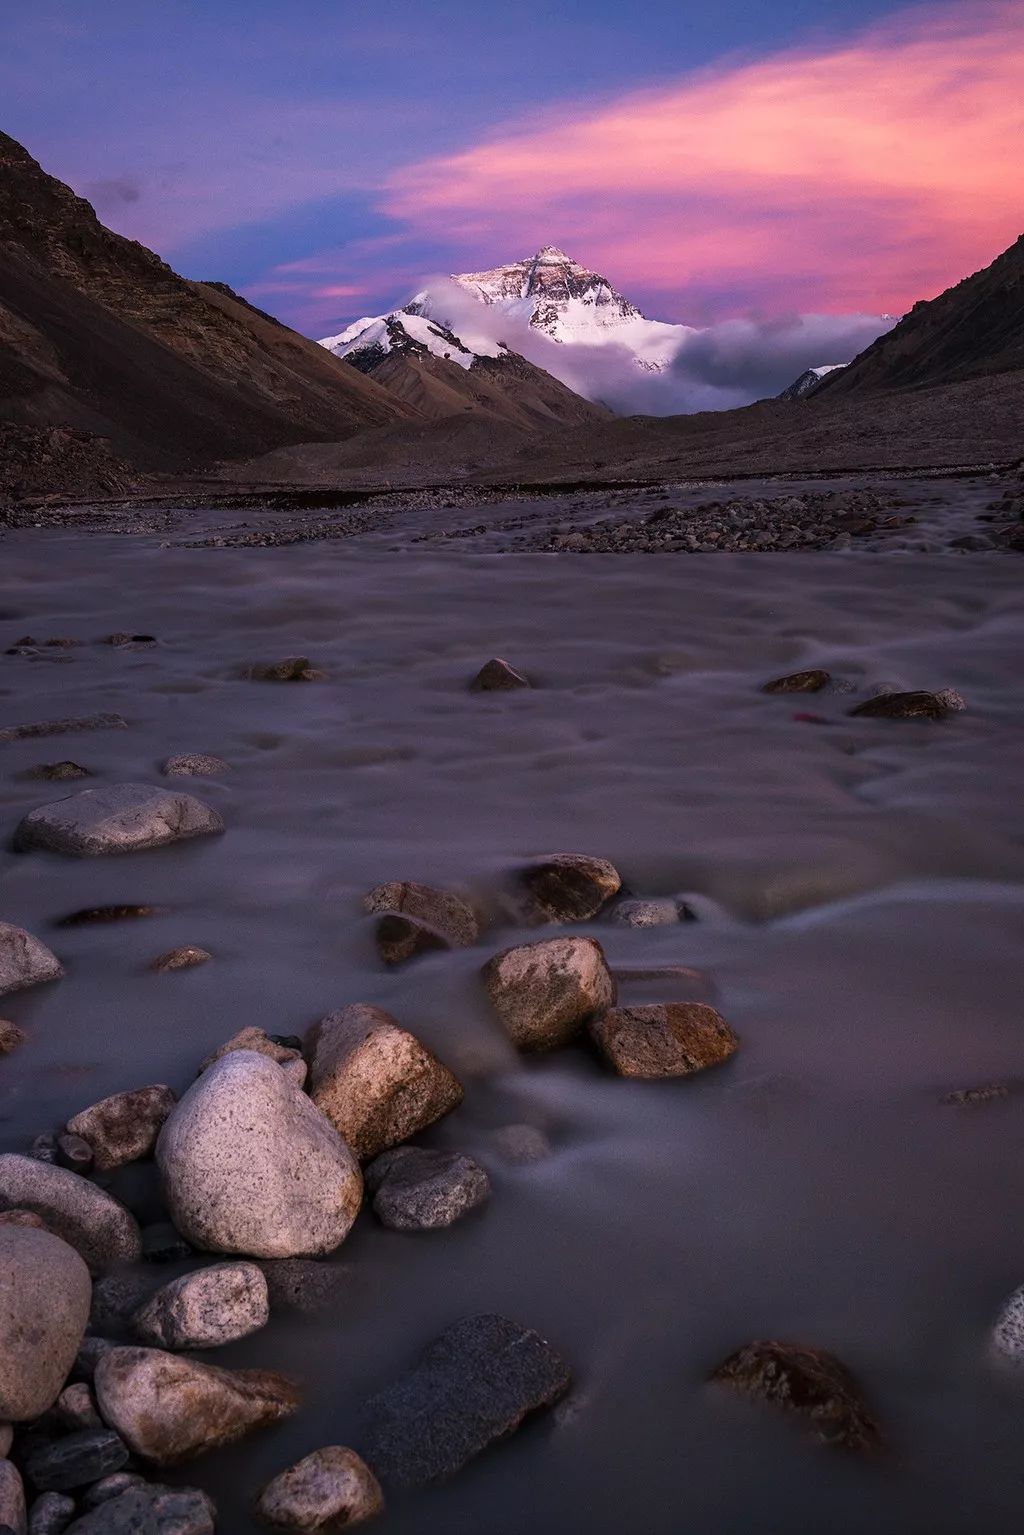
[306,1006,463,1162]
[360,1315,571,1488]
[0,1156,142,1271]
[0,926,64,1000]
[991,1285,1024,1364]
[519,853,621,922]
[54,1137,93,1176]
[589,1003,739,1079]
[27,1490,74,1534]
[468,658,530,691]
[710,1340,882,1453]
[0,1461,25,1535]
[0,1227,91,1420]
[157,1052,362,1258]
[0,1024,25,1057]
[362,882,479,966]
[365,1149,491,1231]
[160,754,230,777]
[609,899,680,928]
[65,1484,215,1533]
[148,947,212,974]
[198,1028,306,1087]
[761,669,831,693]
[132,1262,269,1350]
[848,690,950,720]
[24,1429,129,1492]
[256,1446,383,1531]
[94,1346,299,1465]
[66,1086,176,1172]
[14,784,224,857]
[482,937,617,1051]
[257,1260,350,1316]
[55,1384,101,1432]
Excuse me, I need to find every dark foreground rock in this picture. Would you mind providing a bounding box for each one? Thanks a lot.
[762,669,831,694]
[360,1315,571,1487]
[255,1446,383,1531]
[14,784,225,856]
[469,658,530,691]
[64,1482,215,1533]
[25,1428,129,1492]
[365,1148,491,1231]
[519,853,621,922]
[0,924,63,999]
[710,1340,882,1453]
[589,1003,739,1079]
[482,937,617,1051]
[848,690,952,720]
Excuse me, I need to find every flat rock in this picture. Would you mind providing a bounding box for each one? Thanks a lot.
[589,1003,739,1079]
[64,1482,215,1533]
[15,784,224,857]
[762,669,831,694]
[94,1346,299,1465]
[24,1429,128,1492]
[157,1051,362,1258]
[198,1027,306,1086]
[0,714,126,746]
[609,899,680,928]
[365,1148,491,1231]
[0,1227,91,1422]
[848,690,951,720]
[148,947,212,974]
[66,1086,176,1171]
[0,1157,141,1272]
[132,1262,269,1350]
[160,754,230,777]
[360,1314,571,1488]
[256,1446,383,1531]
[482,937,617,1051]
[469,658,530,692]
[0,925,64,1000]
[0,1461,25,1535]
[710,1340,882,1453]
[362,882,479,966]
[307,1006,463,1162]
[519,853,621,922]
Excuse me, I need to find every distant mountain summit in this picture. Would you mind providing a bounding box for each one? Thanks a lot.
[777,364,847,400]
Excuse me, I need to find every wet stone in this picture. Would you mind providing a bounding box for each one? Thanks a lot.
[941,1082,1010,1106]
[0,714,127,746]
[482,936,617,1052]
[589,1003,739,1079]
[55,1384,101,1432]
[15,784,225,857]
[64,1483,215,1533]
[469,658,530,691]
[244,657,322,681]
[24,763,91,782]
[363,882,479,965]
[609,898,679,928]
[78,1473,146,1510]
[710,1340,882,1453]
[848,690,952,720]
[24,1429,129,1492]
[519,853,621,923]
[132,1262,269,1350]
[256,1446,383,1532]
[365,1148,491,1231]
[360,1314,572,1488]
[148,947,212,974]
[66,1085,177,1172]
[762,669,832,694]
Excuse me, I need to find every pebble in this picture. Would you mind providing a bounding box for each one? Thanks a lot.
[307,1005,463,1162]
[148,947,212,974]
[24,762,90,782]
[14,784,225,856]
[365,1148,491,1231]
[0,1155,142,1271]
[55,1385,101,1432]
[482,936,617,1051]
[0,925,64,1000]
[519,853,621,922]
[0,1227,91,1420]
[710,1340,882,1452]
[255,1446,384,1531]
[66,1085,176,1172]
[469,658,530,691]
[24,1429,129,1492]
[941,1082,1010,1105]
[132,1262,269,1350]
[589,1003,739,1079]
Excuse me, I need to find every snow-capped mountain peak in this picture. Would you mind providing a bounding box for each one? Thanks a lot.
[319,296,506,372]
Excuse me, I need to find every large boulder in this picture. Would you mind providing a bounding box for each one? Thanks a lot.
[66,1086,177,1172]
[365,1149,491,1232]
[156,1052,362,1258]
[482,937,616,1051]
[0,1227,91,1421]
[710,1340,882,1453]
[362,882,480,967]
[589,1003,739,1079]
[0,924,63,1000]
[360,1315,571,1488]
[94,1346,299,1465]
[255,1447,383,1531]
[518,853,621,923]
[14,784,224,857]
[132,1263,269,1350]
[306,1006,463,1162]
[0,1157,141,1271]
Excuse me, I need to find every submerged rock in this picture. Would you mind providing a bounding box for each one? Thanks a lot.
[66,1085,176,1171]
[469,658,530,692]
[94,1346,299,1465]
[482,936,617,1051]
[362,882,479,966]
[762,669,831,694]
[160,754,230,777]
[66,1484,215,1532]
[132,1262,269,1350]
[0,713,126,746]
[25,761,91,782]
[0,1156,141,1271]
[361,1314,571,1488]
[710,1340,882,1453]
[0,1226,91,1421]
[198,1027,305,1086]
[258,1259,351,1317]
[157,1051,362,1258]
[14,784,224,856]
[56,905,161,927]
[0,924,64,1000]
[148,946,212,974]
[519,853,621,923]
[589,1003,739,1079]
[255,1446,383,1531]
[244,658,322,681]
[848,690,951,720]
[307,1006,463,1162]
[365,1148,491,1231]
[941,1082,1010,1106]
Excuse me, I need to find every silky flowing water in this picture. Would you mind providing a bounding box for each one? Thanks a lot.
[2,487,1023,1532]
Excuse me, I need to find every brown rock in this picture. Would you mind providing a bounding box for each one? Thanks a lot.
[362,882,479,965]
[519,853,621,922]
[762,669,831,694]
[710,1340,882,1453]
[849,690,951,720]
[482,936,616,1051]
[306,1005,463,1162]
[199,1027,306,1086]
[469,658,530,691]
[149,946,212,973]
[94,1346,300,1465]
[0,1022,25,1056]
[589,1003,739,1079]
[255,1446,384,1531]
[66,1085,177,1171]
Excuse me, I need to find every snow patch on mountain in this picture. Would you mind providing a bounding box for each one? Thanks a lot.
[778,364,847,400]
[320,301,505,372]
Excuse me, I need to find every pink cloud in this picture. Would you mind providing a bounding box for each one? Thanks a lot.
[380,0,1024,318]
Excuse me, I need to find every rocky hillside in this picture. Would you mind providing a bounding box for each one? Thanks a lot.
[0,129,414,485]
[823,232,1024,393]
